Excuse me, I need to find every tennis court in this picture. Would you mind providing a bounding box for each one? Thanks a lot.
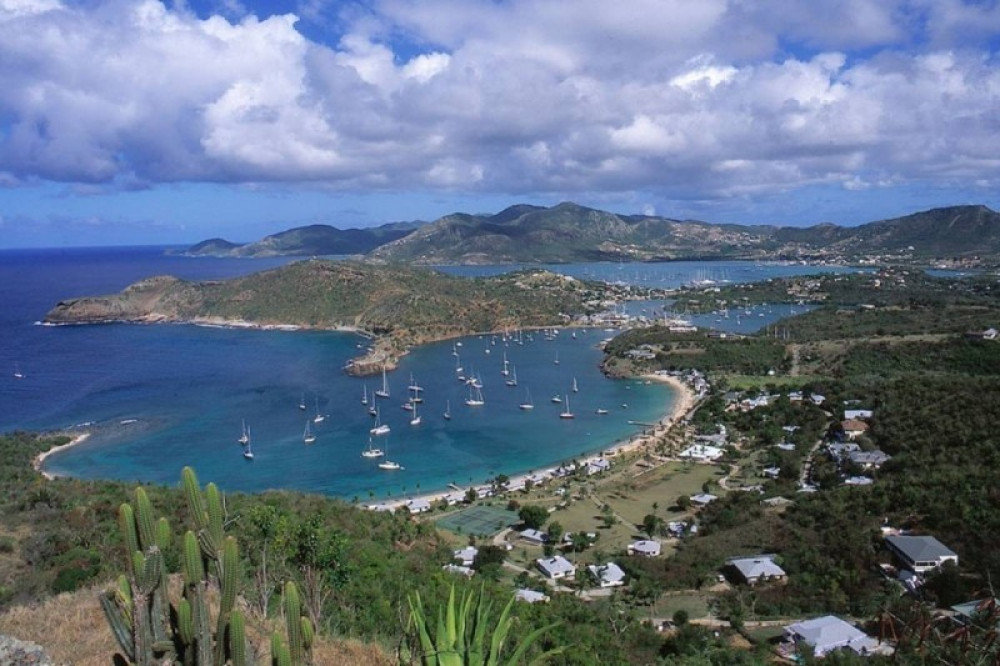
[436,505,520,536]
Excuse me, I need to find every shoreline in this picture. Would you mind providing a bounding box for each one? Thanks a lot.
[33,433,91,481]
[374,372,698,511]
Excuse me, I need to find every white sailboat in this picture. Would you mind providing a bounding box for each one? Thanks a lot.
[370,408,390,436]
[361,385,368,405]
[378,440,402,470]
[443,400,452,420]
[559,395,575,419]
[303,421,316,444]
[465,384,485,406]
[368,394,378,417]
[237,420,250,446]
[12,363,23,380]
[298,393,306,411]
[242,429,254,460]
[505,364,517,387]
[361,438,384,458]
[409,401,421,426]
[550,394,562,404]
[553,351,560,365]
[519,387,534,410]
[313,397,325,424]
[375,366,390,399]
[501,352,510,376]
[572,377,578,393]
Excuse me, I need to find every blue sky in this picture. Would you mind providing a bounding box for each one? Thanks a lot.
[1,0,999,248]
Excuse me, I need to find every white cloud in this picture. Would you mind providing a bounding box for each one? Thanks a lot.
[0,0,997,205]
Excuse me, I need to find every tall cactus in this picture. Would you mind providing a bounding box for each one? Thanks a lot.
[101,467,317,666]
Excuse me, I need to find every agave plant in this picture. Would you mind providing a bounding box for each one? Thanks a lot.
[406,584,562,666]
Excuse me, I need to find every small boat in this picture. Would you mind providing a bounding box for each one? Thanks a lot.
[402,401,414,412]
[313,398,325,424]
[303,421,316,444]
[12,363,23,380]
[501,352,510,377]
[361,438,384,458]
[505,364,518,387]
[465,384,485,406]
[553,351,560,365]
[443,400,452,420]
[242,431,254,460]
[595,408,609,415]
[298,393,306,411]
[550,395,562,404]
[519,388,534,411]
[370,408,390,436]
[409,407,421,426]
[368,395,378,417]
[559,395,574,419]
[361,385,368,405]
[408,373,424,393]
[378,440,401,470]
[572,377,578,393]
[237,419,250,446]
[374,366,390,399]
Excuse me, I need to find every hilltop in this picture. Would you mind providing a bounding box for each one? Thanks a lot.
[368,202,1000,264]
[179,220,421,257]
[43,260,633,373]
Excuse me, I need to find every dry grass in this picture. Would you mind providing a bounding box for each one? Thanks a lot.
[0,581,393,666]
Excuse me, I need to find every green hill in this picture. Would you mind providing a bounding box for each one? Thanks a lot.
[182,221,421,257]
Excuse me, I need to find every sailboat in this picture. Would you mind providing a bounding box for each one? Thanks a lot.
[409,401,421,426]
[572,377,579,393]
[313,397,325,424]
[559,395,575,419]
[375,366,390,399]
[361,438,384,458]
[377,440,402,470]
[242,428,254,460]
[505,364,518,387]
[465,384,485,406]
[361,385,368,405]
[519,387,534,410]
[370,408,390,436]
[12,363,23,380]
[443,400,452,420]
[303,421,316,444]
[237,420,250,446]
[550,394,562,404]
[298,393,306,411]
[368,394,378,416]
[501,352,510,377]
[553,351,560,365]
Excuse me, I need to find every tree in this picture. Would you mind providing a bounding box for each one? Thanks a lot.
[642,513,662,538]
[518,504,549,530]
[547,520,565,545]
[676,495,692,511]
[672,609,689,627]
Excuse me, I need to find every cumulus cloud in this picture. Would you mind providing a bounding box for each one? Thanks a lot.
[0,0,998,205]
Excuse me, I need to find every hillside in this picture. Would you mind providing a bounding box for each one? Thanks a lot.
[181,220,421,257]
[42,260,630,372]
[368,202,1000,264]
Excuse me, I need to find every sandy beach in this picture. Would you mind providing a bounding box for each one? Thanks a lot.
[374,372,698,511]
[32,432,90,481]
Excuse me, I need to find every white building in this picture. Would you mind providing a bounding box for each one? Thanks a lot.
[587,562,626,588]
[536,555,576,580]
[627,540,661,557]
[679,444,725,462]
[406,498,432,514]
[783,616,879,657]
[885,535,958,573]
[453,546,478,567]
[727,555,786,585]
[515,589,550,604]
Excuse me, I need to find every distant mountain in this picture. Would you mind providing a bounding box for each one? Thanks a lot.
[181,221,423,257]
[367,202,1000,264]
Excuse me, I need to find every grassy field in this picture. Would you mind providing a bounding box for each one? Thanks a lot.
[716,374,827,390]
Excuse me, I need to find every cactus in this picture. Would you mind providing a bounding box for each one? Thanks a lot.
[101,467,314,666]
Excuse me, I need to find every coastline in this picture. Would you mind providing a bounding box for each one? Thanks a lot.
[33,433,90,481]
[375,372,698,511]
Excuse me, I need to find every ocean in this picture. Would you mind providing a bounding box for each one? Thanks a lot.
[0,247,853,499]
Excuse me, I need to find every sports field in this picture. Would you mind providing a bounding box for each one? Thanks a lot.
[435,505,520,536]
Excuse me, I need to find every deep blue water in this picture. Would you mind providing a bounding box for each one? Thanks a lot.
[0,248,855,499]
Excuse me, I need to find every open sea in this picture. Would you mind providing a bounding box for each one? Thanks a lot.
[0,247,855,500]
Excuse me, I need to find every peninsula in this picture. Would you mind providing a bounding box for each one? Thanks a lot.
[43,259,639,374]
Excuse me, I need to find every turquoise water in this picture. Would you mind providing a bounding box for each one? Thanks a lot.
[37,325,669,499]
